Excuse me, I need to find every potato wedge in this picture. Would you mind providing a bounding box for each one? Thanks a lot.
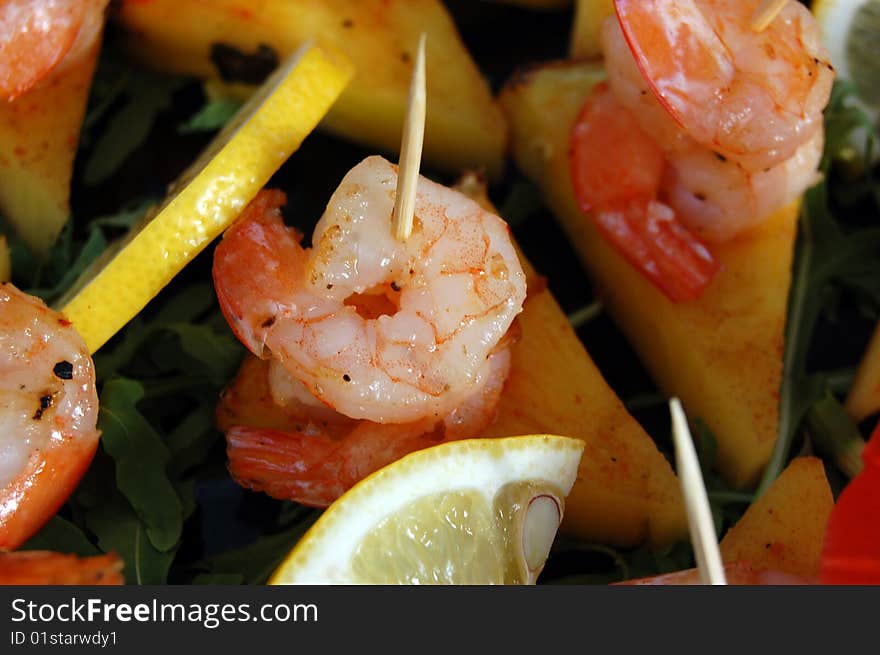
[0,25,102,256]
[112,0,506,178]
[570,0,614,59]
[499,62,797,489]
[0,236,9,282]
[456,174,687,547]
[719,457,833,579]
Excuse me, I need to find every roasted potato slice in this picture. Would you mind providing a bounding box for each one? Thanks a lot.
[500,61,798,489]
[113,0,507,178]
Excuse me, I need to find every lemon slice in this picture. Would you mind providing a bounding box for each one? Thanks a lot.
[270,435,584,585]
[59,43,353,353]
[814,0,880,154]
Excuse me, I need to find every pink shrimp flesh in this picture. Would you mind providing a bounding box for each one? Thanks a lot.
[0,550,122,585]
[612,0,834,172]
[0,283,99,549]
[221,345,512,507]
[601,11,827,241]
[569,82,719,302]
[0,0,108,101]
[618,561,813,585]
[213,156,526,425]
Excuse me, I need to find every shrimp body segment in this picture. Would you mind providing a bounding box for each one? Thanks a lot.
[613,0,834,172]
[0,550,122,585]
[224,347,511,507]
[570,0,833,299]
[0,283,100,549]
[601,14,826,242]
[214,156,527,424]
[570,83,719,302]
[0,0,108,101]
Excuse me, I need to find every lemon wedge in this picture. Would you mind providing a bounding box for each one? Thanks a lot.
[270,435,585,585]
[814,0,880,154]
[59,43,353,353]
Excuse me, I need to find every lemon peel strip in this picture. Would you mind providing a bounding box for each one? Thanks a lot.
[61,43,353,353]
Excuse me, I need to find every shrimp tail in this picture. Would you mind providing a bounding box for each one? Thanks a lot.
[213,189,300,357]
[0,551,123,585]
[226,422,446,507]
[570,83,719,302]
[227,426,347,507]
[596,201,720,303]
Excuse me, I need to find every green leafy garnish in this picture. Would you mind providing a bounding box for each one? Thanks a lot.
[83,70,184,186]
[99,378,185,552]
[757,81,880,495]
[179,98,243,134]
[191,508,320,585]
[21,517,100,558]
[84,497,177,585]
[806,391,866,479]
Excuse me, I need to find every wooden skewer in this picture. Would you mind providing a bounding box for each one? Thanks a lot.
[391,33,427,242]
[669,398,728,585]
[749,0,789,32]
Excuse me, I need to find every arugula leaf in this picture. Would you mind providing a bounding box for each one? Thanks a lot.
[83,71,184,186]
[167,404,221,477]
[163,323,243,385]
[2,201,150,304]
[179,98,242,134]
[822,80,877,171]
[756,82,880,495]
[21,517,101,557]
[757,183,880,493]
[499,179,545,227]
[94,290,242,386]
[806,390,866,479]
[85,497,176,585]
[98,378,184,552]
[189,514,320,585]
[152,282,216,323]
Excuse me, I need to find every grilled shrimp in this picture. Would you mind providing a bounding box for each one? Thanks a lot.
[0,283,99,549]
[611,0,834,172]
[213,156,527,424]
[0,550,122,585]
[570,0,833,300]
[600,9,826,241]
[0,0,108,101]
[221,347,511,507]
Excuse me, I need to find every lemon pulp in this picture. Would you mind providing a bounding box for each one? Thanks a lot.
[270,435,584,585]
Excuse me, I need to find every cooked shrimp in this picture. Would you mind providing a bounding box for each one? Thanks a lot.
[213,156,527,425]
[611,0,834,172]
[0,550,122,585]
[223,347,510,507]
[0,283,100,549]
[600,10,826,242]
[570,83,720,302]
[618,561,812,585]
[0,0,108,101]
[570,1,833,299]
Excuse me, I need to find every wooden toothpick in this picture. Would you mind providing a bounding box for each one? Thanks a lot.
[669,398,728,585]
[749,0,789,32]
[391,33,427,242]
